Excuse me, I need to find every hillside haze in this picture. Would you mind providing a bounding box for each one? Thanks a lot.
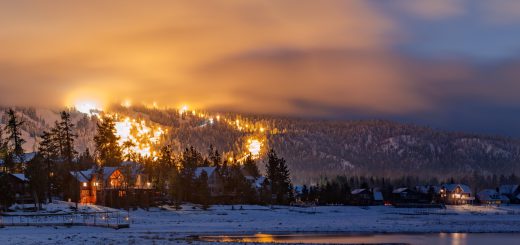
[2,106,519,184]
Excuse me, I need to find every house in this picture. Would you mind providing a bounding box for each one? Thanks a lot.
[70,163,152,208]
[499,185,520,204]
[440,184,475,205]
[477,189,509,205]
[194,167,224,197]
[0,173,33,207]
[350,188,383,205]
[392,187,424,204]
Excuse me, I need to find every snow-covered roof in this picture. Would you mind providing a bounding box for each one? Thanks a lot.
[477,189,501,201]
[101,167,119,181]
[499,185,519,195]
[11,173,28,182]
[373,191,384,201]
[254,176,266,188]
[416,185,440,194]
[194,167,216,178]
[442,184,472,194]
[351,188,368,195]
[70,169,93,183]
[0,152,37,165]
[392,187,410,194]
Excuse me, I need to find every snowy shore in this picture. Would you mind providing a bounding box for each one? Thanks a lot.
[1,204,520,244]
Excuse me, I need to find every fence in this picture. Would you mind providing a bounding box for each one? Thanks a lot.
[0,211,130,229]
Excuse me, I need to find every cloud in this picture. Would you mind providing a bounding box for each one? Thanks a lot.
[396,0,467,20]
[479,0,520,24]
[0,0,403,112]
[0,0,519,130]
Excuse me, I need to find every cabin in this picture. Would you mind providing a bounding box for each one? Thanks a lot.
[440,184,474,205]
[350,188,383,205]
[499,185,520,204]
[70,163,153,208]
[194,167,224,197]
[477,189,509,205]
[392,187,424,204]
[0,173,34,208]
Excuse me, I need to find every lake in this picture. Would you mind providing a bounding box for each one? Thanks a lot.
[199,232,520,244]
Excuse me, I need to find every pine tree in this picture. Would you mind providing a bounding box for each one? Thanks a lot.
[25,154,47,210]
[196,171,211,210]
[4,108,25,170]
[58,111,78,169]
[38,130,59,202]
[208,145,221,168]
[178,147,202,201]
[265,149,293,204]
[243,154,260,178]
[94,116,122,167]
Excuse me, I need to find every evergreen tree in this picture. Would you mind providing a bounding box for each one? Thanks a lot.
[265,149,293,204]
[78,148,95,169]
[178,147,203,201]
[25,155,47,209]
[38,130,59,202]
[94,116,122,167]
[208,145,222,168]
[196,171,211,210]
[58,111,78,169]
[243,154,260,178]
[4,109,25,170]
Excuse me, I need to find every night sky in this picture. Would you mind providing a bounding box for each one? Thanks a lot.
[0,1,519,137]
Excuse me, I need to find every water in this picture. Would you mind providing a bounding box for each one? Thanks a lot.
[199,233,520,245]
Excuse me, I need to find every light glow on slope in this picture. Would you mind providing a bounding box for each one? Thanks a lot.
[247,138,262,158]
[114,116,165,159]
[75,101,102,115]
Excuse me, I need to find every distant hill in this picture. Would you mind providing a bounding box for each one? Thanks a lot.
[2,106,519,183]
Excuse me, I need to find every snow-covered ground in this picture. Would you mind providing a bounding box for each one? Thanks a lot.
[2,203,520,244]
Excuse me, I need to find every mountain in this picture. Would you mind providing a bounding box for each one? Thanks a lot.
[1,106,519,183]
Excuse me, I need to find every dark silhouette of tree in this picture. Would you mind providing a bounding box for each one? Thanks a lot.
[195,171,211,210]
[243,154,260,178]
[265,149,293,204]
[38,130,59,202]
[25,155,47,210]
[94,116,122,167]
[4,108,25,171]
[0,173,15,211]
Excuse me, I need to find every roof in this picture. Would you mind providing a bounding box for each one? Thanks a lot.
[194,167,216,178]
[0,152,37,165]
[373,191,384,201]
[254,176,266,188]
[100,167,119,181]
[392,187,410,194]
[477,189,501,201]
[351,188,368,195]
[11,173,28,182]
[416,185,440,194]
[442,184,472,194]
[70,169,94,183]
[499,185,519,195]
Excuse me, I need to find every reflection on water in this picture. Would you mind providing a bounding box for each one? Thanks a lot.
[201,232,520,245]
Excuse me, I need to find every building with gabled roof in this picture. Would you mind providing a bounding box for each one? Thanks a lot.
[440,184,474,205]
